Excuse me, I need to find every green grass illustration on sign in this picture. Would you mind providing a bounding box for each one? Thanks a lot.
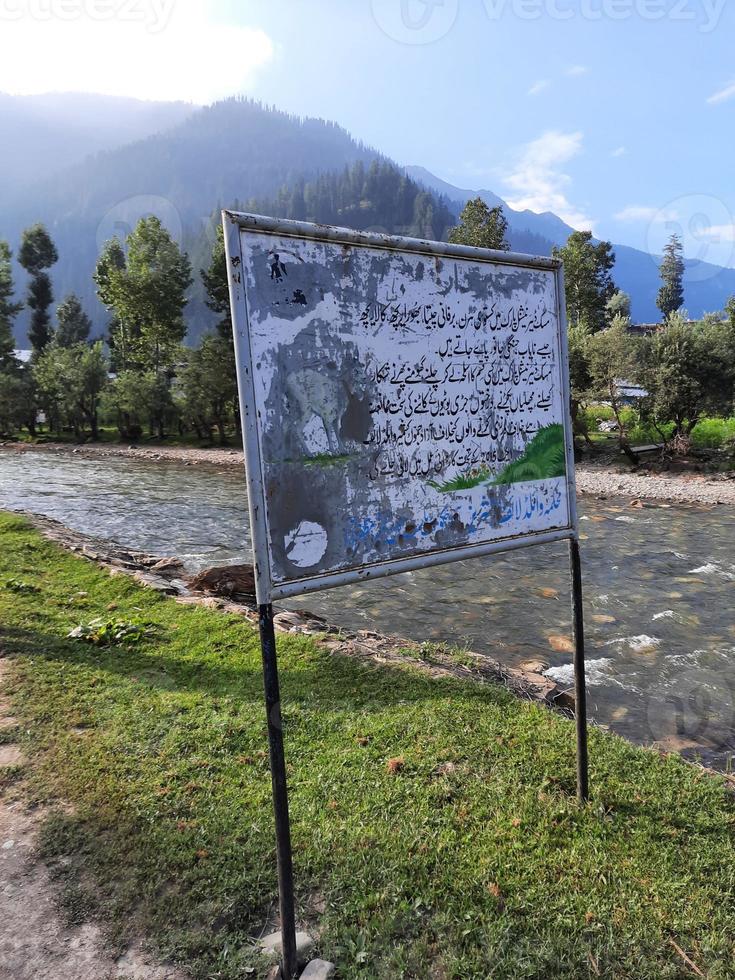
[429,424,567,493]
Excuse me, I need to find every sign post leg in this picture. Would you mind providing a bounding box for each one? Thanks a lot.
[258,603,298,978]
[568,537,590,803]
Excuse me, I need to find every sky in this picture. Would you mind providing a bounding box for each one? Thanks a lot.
[2,0,735,265]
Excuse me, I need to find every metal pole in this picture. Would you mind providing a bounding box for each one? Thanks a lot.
[568,537,590,803]
[258,603,298,978]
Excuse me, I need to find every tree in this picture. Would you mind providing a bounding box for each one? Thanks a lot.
[587,314,640,462]
[0,371,34,438]
[101,369,170,441]
[448,197,510,251]
[55,294,92,347]
[95,218,191,372]
[640,312,734,444]
[33,341,108,441]
[567,324,593,446]
[201,225,232,340]
[18,224,58,354]
[606,290,631,321]
[179,334,238,444]
[0,241,22,372]
[553,231,616,333]
[657,234,685,322]
[94,218,192,437]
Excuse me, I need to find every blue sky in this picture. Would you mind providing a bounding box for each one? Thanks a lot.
[2,0,734,265]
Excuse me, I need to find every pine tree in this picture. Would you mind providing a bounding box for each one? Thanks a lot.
[18,224,58,354]
[657,234,685,322]
[0,241,22,371]
[448,197,510,251]
[201,226,231,340]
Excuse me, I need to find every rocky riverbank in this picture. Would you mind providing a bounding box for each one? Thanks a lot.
[3,440,735,505]
[23,511,568,714]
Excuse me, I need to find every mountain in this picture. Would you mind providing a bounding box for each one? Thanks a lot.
[405,165,572,246]
[0,92,195,203]
[3,97,383,344]
[406,166,735,323]
[3,93,735,345]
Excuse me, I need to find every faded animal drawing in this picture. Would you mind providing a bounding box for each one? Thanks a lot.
[285,368,348,455]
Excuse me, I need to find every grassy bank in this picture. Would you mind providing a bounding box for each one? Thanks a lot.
[1,513,734,978]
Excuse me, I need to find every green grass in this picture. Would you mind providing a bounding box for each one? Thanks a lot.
[2,513,735,979]
[17,425,244,450]
[584,407,735,451]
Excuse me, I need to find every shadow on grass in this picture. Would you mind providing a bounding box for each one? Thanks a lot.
[0,621,518,715]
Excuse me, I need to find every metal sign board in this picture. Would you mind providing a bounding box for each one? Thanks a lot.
[223,212,589,975]
[223,212,578,604]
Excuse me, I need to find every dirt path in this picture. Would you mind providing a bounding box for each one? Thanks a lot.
[0,657,186,980]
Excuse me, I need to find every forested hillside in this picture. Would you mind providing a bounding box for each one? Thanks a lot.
[5,98,383,344]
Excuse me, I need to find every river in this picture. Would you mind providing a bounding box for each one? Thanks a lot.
[2,449,734,770]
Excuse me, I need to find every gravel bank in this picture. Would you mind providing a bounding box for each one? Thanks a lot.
[575,464,735,506]
[3,441,735,506]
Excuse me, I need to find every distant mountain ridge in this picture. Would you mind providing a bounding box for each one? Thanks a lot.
[2,92,735,343]
[0,92,195,202]
[405,165,735,323]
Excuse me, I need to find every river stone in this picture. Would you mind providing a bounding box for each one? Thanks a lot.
[150,557,185,574]
[548,635,574,654]
[272,609,328,633]
[132,571,180,595]
[258,930,314,966]
[0,745,24,767]
[300,960,336,979]
[188,564,256,597]
[518,659,549,674]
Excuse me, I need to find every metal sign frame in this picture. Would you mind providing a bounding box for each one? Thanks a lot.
[223,210,589,979]
[223,211,580,606]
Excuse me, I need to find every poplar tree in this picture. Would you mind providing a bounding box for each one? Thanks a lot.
[657,234,685,322]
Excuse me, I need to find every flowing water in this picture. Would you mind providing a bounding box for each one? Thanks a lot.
[2,449,734,769]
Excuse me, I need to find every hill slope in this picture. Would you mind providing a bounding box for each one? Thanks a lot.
[0,92,195,203]
[3,98,384,343]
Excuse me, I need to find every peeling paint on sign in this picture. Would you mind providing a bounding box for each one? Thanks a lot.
[225,215,575,599]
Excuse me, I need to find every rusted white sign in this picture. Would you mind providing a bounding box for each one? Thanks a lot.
[224,212,577,602]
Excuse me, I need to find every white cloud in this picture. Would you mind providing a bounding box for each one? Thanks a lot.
[0,2,274,103]
[707,81,735,105]
[528,79,550,96]
[611,146,627,158]
[566,65,589,77]
[698,224,735,243]
[615,205,679,223]
[504,131,593,231]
